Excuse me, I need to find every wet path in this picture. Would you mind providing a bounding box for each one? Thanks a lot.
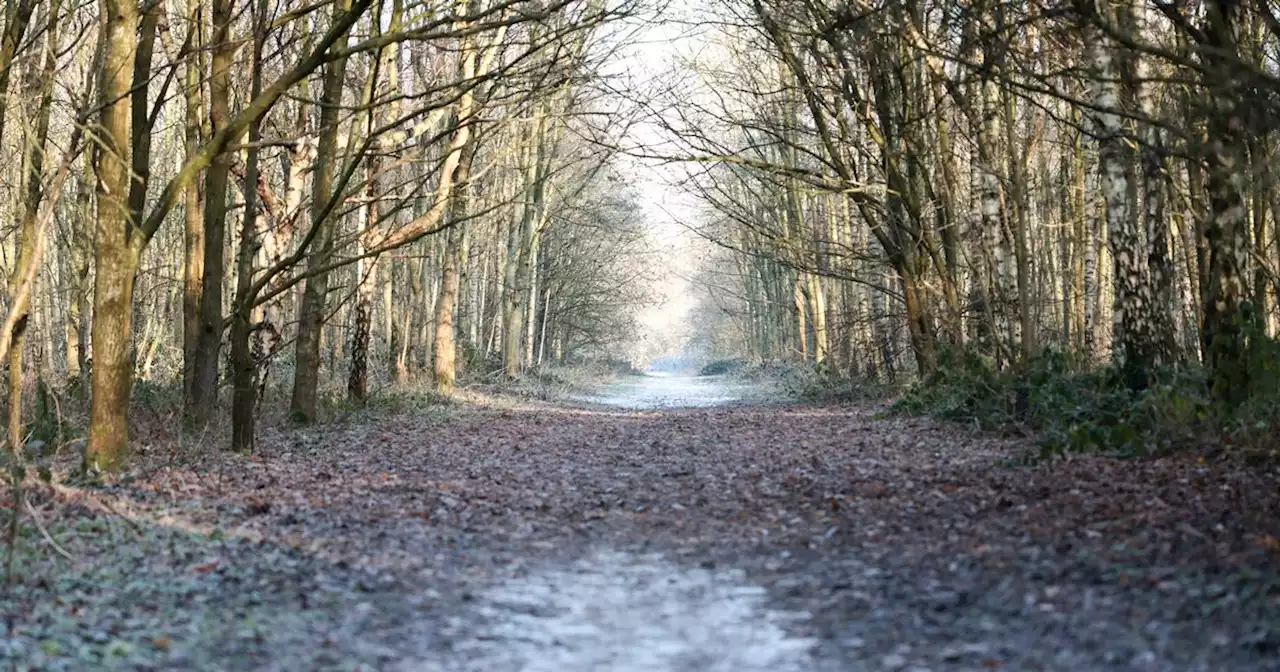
[573,372,752,410]
[440,550,819,671]
[440,373,824,671]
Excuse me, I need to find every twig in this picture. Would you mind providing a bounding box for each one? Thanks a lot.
[87,495,146,534]
[24,496,73,561]
[47,484,145,533]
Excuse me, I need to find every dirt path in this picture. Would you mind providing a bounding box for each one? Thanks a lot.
[5,379,1280,670]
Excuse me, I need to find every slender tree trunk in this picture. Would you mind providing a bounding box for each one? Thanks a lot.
[0,0,36,147]
[68,167,93,384]
[973,4,1004,361]
[347,1,397,403]
[230,0,266,452]
[523,228,543,369]
[189,0,233,425]
[347,203,378,401]
[807,273,828,365]
[1138,64,1177,363]
[504,111,548,378]
[7,8,58,452]
[290,0,353,422]
[434,140,477,392]
[87,0,140,469]
[435,227,465,392]
[1069,111,1087,353]
[1249,136,1270,332]
[1004,86,1037,360]
[933,75,963,346]
[397,253,420,381]
[182,0,205,409]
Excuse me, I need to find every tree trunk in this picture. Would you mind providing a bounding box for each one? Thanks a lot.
[68,166,94,384]
[1199,0,1252,406]
[7,9,57,451]
[182,0,205,410]
[347,3,396,403]
[189,0,234,426]
[435,227,465,392]
[86,0,139,471]
[1004,86,1037,361]
[1137,51,1177,365]
[0,0,36,146]
[1086,12,1165,387]
[973,4,1004,361]
[230,0,266,452]
[807,273,828,365]
[290,0,353,423]
[503,111,548,378]
[434,139,477,392]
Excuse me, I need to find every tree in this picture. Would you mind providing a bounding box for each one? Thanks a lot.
[660,0,1280,422]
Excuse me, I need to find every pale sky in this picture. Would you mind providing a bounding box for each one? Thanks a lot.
[603,2,719,363]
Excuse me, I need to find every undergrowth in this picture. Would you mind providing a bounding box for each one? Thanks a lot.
[698,359,745,376]
[463,358,643,402]
[711,360,894,403]
[318,386,456,425]
[893,338,1280,461]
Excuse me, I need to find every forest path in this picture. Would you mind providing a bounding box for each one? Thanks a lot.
[7,382,1279,669]
[436,373,821,671]
[570,371,754,410]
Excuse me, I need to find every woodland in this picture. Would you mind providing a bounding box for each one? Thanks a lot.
[0,0,1279,668]
[0,0,660,463]
[677,0,1280,452]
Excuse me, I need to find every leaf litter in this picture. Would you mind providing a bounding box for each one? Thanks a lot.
[2,385,1279,670]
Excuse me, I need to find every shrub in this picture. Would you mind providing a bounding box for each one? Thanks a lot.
[893,346,1233,459]
[784,367,893,403]
[698,359,745,376]
[30,377,70,448]
[458,339,502,380]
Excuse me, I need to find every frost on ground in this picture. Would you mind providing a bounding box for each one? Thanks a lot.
[435,550,819,672]
[3,375,1279,670]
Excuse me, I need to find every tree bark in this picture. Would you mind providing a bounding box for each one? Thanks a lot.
[87,0,140,470]
[189,0,234,426]
[230,0,267,452]
[1085,8,1166,387]
[7,6,58,452]
[0,0,35,146]
[290,0,354,423]
[1199,0,1253,406]
[182,0,205,410]
[347,0,398,403]
[434,138,477,392]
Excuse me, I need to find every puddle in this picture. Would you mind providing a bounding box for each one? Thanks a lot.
[432,550,818,672]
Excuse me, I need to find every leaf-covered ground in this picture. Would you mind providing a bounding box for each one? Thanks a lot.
[4,379,1279,670]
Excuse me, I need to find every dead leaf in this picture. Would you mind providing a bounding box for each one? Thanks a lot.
[192,561,219,574]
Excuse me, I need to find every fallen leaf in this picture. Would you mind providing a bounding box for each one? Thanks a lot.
[192,561,219,574]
